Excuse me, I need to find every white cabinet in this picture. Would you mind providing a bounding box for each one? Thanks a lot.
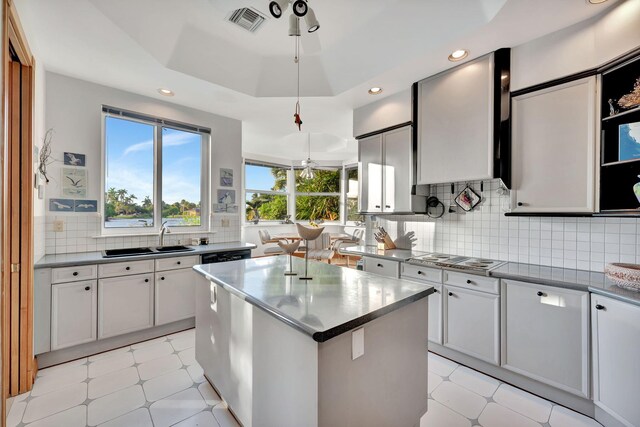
[98,259,154,278]
[427,283,443,345]
[155,269,196,325]
[98,273,154,339]
[417,54,495,185]
[52,264,97,284]
[51,280,97,350]
[501,280,589,397]
[592,295,640,427]
[155,255,200,272]
[363,257,400,279]
[444,285,500,365]
[511,76,596,213]
[359,134,383,213]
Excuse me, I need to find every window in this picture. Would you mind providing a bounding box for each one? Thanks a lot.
[295,168,341,222]
[345,166,362,222]
[103,110,209,233]
[244,162,289,222]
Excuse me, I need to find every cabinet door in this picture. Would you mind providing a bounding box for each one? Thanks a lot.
[592,295,640,427]
[363,257,400,278]
[51,280,97,350]
[358,134,383,213]
[428,284,443,345]
[383,126,413,213]
[98,273,154,339]
[418,54,494,185]
[444,285,499,365]
[155,269,196,325]
[502,280,589,397]
[511,76,596,212]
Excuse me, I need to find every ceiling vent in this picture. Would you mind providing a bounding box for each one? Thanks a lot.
[227,7,266,33]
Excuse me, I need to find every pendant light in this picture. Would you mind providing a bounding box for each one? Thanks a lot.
[269,0,289,18]
[300,134,316,180]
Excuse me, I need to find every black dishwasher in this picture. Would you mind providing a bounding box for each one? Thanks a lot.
[201,249,251,264]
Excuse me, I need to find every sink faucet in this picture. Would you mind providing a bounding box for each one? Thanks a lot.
[159,221,170,246]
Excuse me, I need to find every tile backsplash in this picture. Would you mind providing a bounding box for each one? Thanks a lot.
[369,179,640,272]
[43,214,240,255]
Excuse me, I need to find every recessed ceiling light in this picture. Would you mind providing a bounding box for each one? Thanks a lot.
[368,87,383,95]
[588,0,607,3]
[158,88,174,96]
[448,49,469,62]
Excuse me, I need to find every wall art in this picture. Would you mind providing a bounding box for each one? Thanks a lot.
[49,198,74,212]
[62,167,87,198]
[74,199,98,212]
[220,168,234,187]
[64,152,86,167]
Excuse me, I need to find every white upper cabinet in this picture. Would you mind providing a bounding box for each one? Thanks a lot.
[358,133,383,213]
[511,76,596,213]
[417,54,495,185]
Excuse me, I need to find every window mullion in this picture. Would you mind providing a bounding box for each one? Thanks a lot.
[155,125,163,231]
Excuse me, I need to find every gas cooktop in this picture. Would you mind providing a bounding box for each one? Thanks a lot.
[407,253,506,274]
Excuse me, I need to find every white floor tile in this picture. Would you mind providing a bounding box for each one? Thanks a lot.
[149,388,207,427]
[131,336,168,350]
[179,347,197,366]
[432,381,487,419]
[25,405,87,427]
[37,358,87,377]
[88,346,131,362]
[6,401,26,427]
[143,369,194,402]
[428,352,459,377]
[493,384,552,423]
[171,334,196,352]
[88,366,139,399]
[428,372,443,394]
[549,405,601,427]
[198,382,222,406]
[31,365,88,397]
[22,382,87,424]
[449,366,500,398]
[97,407,153,427]
[478,402,542,427]
[188,363,206,383]
[87,384,146,426]
[420,399,471,427]
[168,329,195,341]
[138,354,182,381]
[133,341,174,364]
[212,405,241,427]
[88,352,135,378]
[174,410,221,427]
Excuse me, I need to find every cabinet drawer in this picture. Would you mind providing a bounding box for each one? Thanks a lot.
[98,259,154,278]
[444,271,499,294]
[363,257,400,279]
[401,264,442,283]
[52,264,97,284]
[155,255,200,272]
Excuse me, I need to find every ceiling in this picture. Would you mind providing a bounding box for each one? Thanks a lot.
[16,0,616,161]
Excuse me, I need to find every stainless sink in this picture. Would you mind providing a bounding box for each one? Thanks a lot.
[102,245,195,258]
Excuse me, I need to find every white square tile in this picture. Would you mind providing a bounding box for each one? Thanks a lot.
[25,405,86,427]
[143,369,194,402]
[138,354,183,381]
[478,402,542,427]
[188,363,206,383]
[212,405,242,427]
[88,346,131,362]
[149,387,207,427]
[548,405,601,427]
[174,410,221,427]
[88,352,135,378]
[22,382,87,424]
[97,407,153,427]
[493,384,552,423]
[133,341,175,364]
[198,382,223,407]
[88,366,139,399]
[179,347,197,366]
[131,336,168,350]
[420,399,471,427]
[428,353,459,377]
[171,334,196,352]
[87,384,146,426]
[449,365,499,398]
[428,372,443,394]
[6,401,26,427]
[31,365,88,397]
[432,381,487,419]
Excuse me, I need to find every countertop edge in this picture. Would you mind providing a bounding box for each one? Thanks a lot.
[488,271,590,293]
[588,287,640,308]
[338,246,426,262]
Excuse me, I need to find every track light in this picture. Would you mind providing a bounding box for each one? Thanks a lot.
[304,7,319,32]
[292,0,308,17]
[288,14,300,36]
[269,0,288,18]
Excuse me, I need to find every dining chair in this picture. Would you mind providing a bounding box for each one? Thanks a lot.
[258,229,284,256]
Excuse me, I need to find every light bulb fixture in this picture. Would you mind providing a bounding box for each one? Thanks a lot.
[448,49,469,62]
[300,135,316,180]
[292,0,308,17]
[288,14,300,36]
[157,88,174,96]
[368,87,383,95]
[269,0,289,18]
[304,7,319,32]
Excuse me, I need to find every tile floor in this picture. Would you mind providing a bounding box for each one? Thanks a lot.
[7,330,602,427]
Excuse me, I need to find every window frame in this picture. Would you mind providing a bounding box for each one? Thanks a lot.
[243,160,291,224]
[101,110,210,235]
[344,163,361,225]
[293,166,343,223]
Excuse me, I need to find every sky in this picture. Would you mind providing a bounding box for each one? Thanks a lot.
[105,116,202,205]
[244,164,279,194]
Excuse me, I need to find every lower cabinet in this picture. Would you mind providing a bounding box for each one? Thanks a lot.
[501,280,589,397]
[592,295,640,427]
[155,268,196,325]
[443,285,500,365]
[428,283,442,345]
[363,257,400,278]
[98,273,154,339]
[51,280,97,350]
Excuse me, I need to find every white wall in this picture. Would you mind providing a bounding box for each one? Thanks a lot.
[33,63,46,262]
[352,89,411,137]
[43,72,243,254]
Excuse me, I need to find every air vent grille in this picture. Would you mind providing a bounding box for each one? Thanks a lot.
[227,7,266,33]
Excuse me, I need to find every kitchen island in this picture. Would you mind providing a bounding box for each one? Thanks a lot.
[193,256,435,427]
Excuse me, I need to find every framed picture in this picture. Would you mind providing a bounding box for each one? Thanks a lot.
[62,167,87,198]
[74,199,98,212]
[64,152,86,167]
[619,121,640,162]
[217,189,235,204]
[220,168,233,187]
[213,203,238,214]
[49,198,74,212]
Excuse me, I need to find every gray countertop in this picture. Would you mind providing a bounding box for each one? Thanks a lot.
[491,262,640,307]
[339,245,428,262]
[34,242,256,268]
[193,256,435,342]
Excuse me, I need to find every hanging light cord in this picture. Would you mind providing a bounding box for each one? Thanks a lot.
[293,28,303,131]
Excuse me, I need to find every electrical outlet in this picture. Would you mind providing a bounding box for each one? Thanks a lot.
[53,220,64,232]
[221,218,230,227]
[352,328,364,360]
